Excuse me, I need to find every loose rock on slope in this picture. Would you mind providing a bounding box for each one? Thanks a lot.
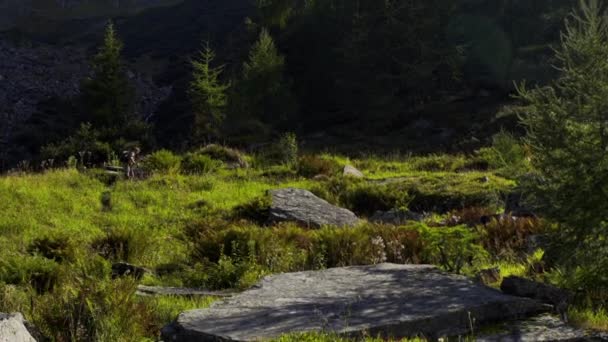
[343,165,364,178]
[162,264,549,341]
[268,188,360,228]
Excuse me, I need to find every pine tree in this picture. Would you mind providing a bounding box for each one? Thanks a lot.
[241,28,294,127]
[81,21,135,131]
[518,0,608,275]
[189,42,230,143]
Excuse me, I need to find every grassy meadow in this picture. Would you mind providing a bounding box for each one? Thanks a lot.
[0,144,605,340]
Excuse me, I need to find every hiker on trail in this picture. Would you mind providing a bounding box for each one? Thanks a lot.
[125,147,141,179]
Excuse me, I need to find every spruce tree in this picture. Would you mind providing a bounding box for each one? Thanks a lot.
[241,28,294,127]
[81,21,135,132]
[189,42,230,143]
[518,0,608,281]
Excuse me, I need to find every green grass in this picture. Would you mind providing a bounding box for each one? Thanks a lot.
[141,295,217,331]
[0,151,602,339]
[570,307,608,331]
[273,332,427,342]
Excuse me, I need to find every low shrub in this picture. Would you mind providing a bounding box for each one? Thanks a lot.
[181,222,309,289]
[409,154,467,172]
[33,257,152,342]
[420,226,488,274]
[40,123,113,167]
[197,144,248,168]
[310,228,377,267]
[297,155,341,178]
[277,132,298,165]
[28,234,76,262]
[260,165,299,180]
[342,182,410,216]
[180,220,485,288]
[311,178,410,216]
[231,195,272,225]
[86,168,122,186]
[455,156,490,172]
[91,228,151,263]
[181,153,223,174]
[404,174,511,213]
[477,130,530,178]
[0,255,60,293]
[476,216,547,259]
[141,150,181,174]
[444,207,498,227]
[310,224,427,267]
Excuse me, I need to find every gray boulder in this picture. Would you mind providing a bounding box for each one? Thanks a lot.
[0,313,36,342]
[162,264,549,341]
[501,276,571,320]
[268,188,360,228]
[343,165,364,178]
[369,209,425,225]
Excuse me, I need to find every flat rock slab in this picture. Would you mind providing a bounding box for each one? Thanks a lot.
[478,314,607,341]
[268,188,360,228]
[162,264,548,341]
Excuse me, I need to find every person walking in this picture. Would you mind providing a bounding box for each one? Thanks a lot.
[125,147,141,179]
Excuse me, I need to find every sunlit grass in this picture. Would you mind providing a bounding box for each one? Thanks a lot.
[569,307,608,331]
[141,295,218,330]
[273,332,428,342]
[0,152,597,339]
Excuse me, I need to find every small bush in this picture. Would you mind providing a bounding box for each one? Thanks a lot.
[181,153,223,174]
[456,156,490,172]
[28,234,76,262]
[0,255,60,293]
[231,195,272,225]
[178,220,491,289]
[343,183,410,217]
[277,132,298,165]
[33,257,151,342]
[91,228,151,263]
[197,144,248,168]
[141,150,181,174]
[40,123,113,167]
[445,207,498,227]
[405,175,510,213]
[181,222,308,289]
[477,130,530,177]
[260,165,298,180]
[476,216,547,259]
[409,154,467,172]
[87,168,121,186]
[421,226,488,274]
[297,155,341,178]
[311,178,410,216]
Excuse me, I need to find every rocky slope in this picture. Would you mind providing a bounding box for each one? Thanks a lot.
[0,0,182,30]
[0,39,171,165]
